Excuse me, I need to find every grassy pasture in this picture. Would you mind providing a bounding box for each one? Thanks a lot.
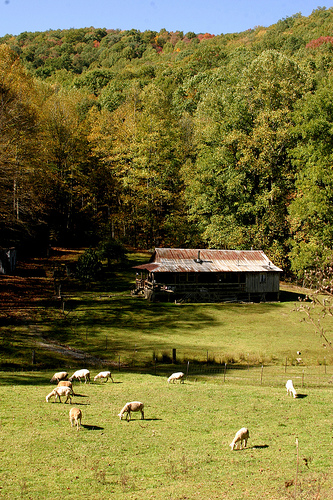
[0,371,332,500]
[1,250,333,498]
[1,294,333,371]
[1,249,333,370]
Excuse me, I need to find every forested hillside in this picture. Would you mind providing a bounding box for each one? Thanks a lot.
[2,7,333,277]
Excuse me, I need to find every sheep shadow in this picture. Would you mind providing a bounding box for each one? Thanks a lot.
[251,444,269,449]
[120,417,162,422]
[93,381,122,385]
[296,393,307,399]
[81,424,104,431]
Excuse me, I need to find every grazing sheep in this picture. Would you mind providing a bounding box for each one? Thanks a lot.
[46,386,73,404]
[118,401,144,421]
[69,408,82,431]
[94,371,114,383]
[50,371,68,383]
[57,380,75,395]
[229,427,250,450]
[57,380,73,389]
[69,369,90,384]
[286,379,297,398]
[167,372,185,384]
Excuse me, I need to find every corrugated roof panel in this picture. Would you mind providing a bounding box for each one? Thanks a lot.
[134,248,283,273]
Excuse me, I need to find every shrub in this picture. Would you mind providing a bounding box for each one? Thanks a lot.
[75,248,102,281]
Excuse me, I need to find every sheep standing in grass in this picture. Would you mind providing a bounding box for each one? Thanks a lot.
[57,380,75,395]
[167,372,184,384]
[286,379,297,398]
[94,371,114,383]
[229,427,250,450]
[46,386,73,404]
[118,401,144,421]
[50,371,68,383]
[69,408,82,430]
[69,369,90,384]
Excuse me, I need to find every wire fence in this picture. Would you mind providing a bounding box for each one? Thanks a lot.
[115,353,333,389]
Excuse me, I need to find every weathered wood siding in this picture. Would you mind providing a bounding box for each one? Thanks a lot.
[245,272,280,294]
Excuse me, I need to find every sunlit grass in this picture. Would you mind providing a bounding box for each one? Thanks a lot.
[0,371,332,499]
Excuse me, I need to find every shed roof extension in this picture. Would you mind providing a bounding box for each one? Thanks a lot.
[134,248,282,274]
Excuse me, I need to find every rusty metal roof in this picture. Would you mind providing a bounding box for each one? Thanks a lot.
[134,248,283,273]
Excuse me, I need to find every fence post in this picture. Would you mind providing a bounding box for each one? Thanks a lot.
[295,438,299,500]
[186,360,190,378]
[302,370,304,388]
[260,365,264,385]
[32,350,36,365]
[324,357,326,375]
[154,357,157,375]
[118,356,120,372]
[224,362,227,382]
[285,357,287,373]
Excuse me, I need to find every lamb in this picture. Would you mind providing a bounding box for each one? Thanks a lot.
[69,407,82,431]
[57,380,75,395]
[286,379,297,398]
[94,371,114,383]
[167,372,185,384]
[46,386,73,404]
[57,380,73,389]
[118,401,144,421]
[69,369,90,384]
[229,427,250,450]
[50,371,68,383]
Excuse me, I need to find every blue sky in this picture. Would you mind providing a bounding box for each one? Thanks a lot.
[0,0,331,37]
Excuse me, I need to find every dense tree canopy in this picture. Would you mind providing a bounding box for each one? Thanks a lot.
[1,8,333,276]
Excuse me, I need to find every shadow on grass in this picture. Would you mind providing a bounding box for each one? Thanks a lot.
[0,372,52,386]
[279,290,307,302]
[296,393,308,399]
[252,444,269,449]
[82,424,104,431]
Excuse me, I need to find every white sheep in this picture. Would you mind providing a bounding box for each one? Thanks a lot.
[69,369,90,384]
[50,371,68,383]
[286,379,297,398]
[46,386,73,404]
[118,401,144,421]
[229,427,250,450]
[57,380,75,395]
[94,371,114,383]
[167,372,184,384]
[69,407,82,431]
[57,380,73,389]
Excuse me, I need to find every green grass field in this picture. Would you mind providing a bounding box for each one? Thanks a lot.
[0,371,332,499]
[1,251,333,498]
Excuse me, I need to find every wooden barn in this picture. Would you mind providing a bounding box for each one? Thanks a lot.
[133,248,282,303]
